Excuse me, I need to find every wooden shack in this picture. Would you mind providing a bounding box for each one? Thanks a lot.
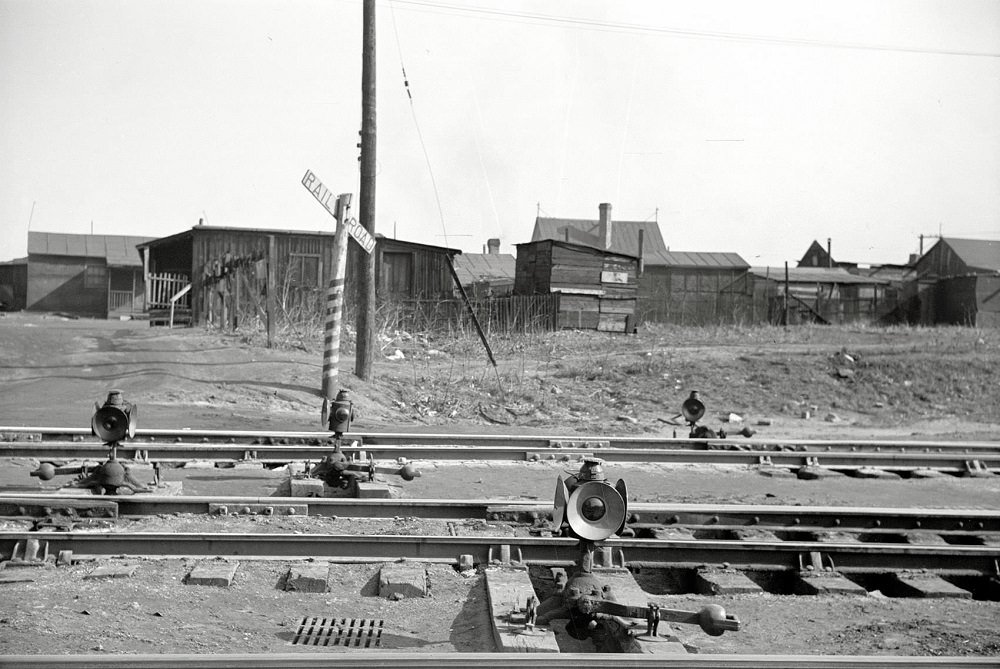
[371,236,460,302]
[138,224,460,327]
[24,232,152,318]
[902,237,1000,326]
[748,266,892,325]
[514,239,638,332]
[638,250,751,325]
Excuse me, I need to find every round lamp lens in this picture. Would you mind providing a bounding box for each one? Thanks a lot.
[581,496,606,522]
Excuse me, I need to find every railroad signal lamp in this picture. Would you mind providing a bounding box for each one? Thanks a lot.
[554,458,628,542]
[565,479,627,541]
[91,390,137,443]
[328,389,354,435]
[681,390,706,424]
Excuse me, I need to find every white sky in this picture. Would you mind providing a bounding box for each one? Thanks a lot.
[1,0,998,265]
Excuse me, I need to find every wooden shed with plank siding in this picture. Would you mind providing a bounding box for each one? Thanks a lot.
[514,239,638,332]
[138,224,460,327]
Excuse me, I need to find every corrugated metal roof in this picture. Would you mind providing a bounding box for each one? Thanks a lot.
[940,238,1000,273]
[750,266,890,285]
[646,250,750,269]
[452,253,515,285]
[27,232,154,267]
[532,216,667,256]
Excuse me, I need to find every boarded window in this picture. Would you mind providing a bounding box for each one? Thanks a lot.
[84,264,107,289]
[382,252,413,296]
[289,254,320,287]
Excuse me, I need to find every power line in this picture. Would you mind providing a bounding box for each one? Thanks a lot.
[388,0,452,247]
[389,0,1000,58]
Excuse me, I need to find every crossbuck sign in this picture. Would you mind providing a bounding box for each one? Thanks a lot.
[302,170,376,254]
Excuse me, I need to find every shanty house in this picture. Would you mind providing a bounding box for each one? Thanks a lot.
[532,202,752,325]
[138,223,460,327]
[639,251,752,325]
[748,266,893,324]
[24,232,153,318]
[903,238,1000,326]
[515,238,638,332]
[370,236,460,303]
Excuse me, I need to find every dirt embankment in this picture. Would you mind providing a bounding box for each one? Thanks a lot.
[1,312,997,441]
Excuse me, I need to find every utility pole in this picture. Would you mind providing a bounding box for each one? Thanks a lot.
[356,0,377,381]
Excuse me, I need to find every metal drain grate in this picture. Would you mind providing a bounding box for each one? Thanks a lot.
[291,616,384,648]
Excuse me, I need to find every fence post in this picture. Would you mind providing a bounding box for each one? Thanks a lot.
[783,262,790,328]
[266,235,276,348]
[232,270,240,331]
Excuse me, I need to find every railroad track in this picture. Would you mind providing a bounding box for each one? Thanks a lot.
[2,427,998,473]
[1,652,997,668]
[3,529,997,576]
[3,494,998,535]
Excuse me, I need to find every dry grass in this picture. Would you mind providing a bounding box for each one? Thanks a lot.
[217,302,999,433]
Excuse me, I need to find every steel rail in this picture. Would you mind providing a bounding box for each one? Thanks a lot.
[0,652,996,669]
[3,425,999,454]
[2,531,996,574]
[3,495,998,533]
[2,442,998,472]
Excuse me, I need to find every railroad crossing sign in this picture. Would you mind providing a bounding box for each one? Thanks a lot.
[302,170,376,254]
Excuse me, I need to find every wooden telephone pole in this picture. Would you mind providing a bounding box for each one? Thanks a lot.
[355,0,377,380]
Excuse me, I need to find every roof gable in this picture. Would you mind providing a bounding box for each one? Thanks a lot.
[940,238,1000,273]
[532,216,666,256]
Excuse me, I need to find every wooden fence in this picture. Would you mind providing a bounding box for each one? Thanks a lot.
[637,292,757,326]
[148,273,191,310]
[380,294,559,335]
[109,290,135,312]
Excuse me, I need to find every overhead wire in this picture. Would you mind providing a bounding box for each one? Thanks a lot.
[471,88,502,238]
[387,0,451,247]
[388,0,1000,58]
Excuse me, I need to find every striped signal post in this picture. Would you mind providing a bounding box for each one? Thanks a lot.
[321,193,353,426]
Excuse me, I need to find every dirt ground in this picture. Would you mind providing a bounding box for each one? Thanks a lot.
[1,312,999,657]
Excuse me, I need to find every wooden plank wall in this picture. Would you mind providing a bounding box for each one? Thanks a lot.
[191,228,333,326]
[516,240,636,331]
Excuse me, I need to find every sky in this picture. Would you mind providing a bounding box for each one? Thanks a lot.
[1,0,998,266]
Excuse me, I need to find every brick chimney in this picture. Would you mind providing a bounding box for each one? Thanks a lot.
[486,238,500,255]
[598,203,612,250]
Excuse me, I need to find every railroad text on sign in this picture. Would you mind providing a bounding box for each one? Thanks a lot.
[302,170,376,254]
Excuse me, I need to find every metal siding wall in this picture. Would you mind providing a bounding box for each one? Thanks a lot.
[26,255,107,315]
